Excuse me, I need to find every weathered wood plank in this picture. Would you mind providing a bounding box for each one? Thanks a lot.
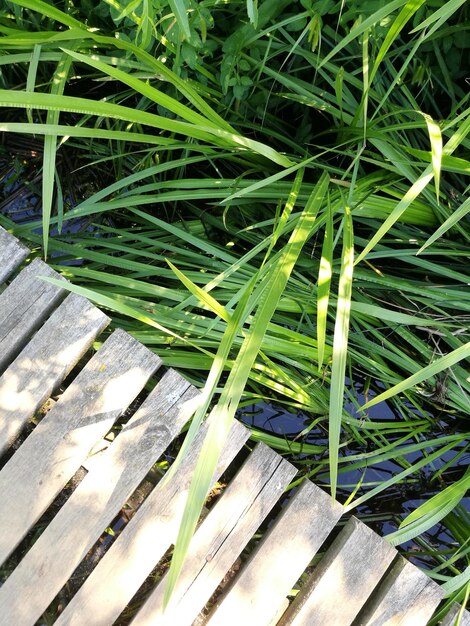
[131,444,298,626]
[357,556,443,626]
[0,329,160,566]
[0,368,197,626]
[56,417,251,626]
[207,480,343,626]
[277,516,396,626]
[0,293,109,457]
[0,226,29,285]
[440,602,470,626]
[0,258,66,374]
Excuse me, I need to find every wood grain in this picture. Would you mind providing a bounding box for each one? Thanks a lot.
[131,443,298,626]
[207,480,343,626]
[357,555,443,626]
[0,369,199,626]
[440,602,470,626]
[0,258,66,374]
[55,416,251,626]
[0,329,160,566]
[0,226,29,284]
[0,293,109,456]
[278,516,396,626]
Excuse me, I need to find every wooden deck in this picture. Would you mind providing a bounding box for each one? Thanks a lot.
[0,225,469,626]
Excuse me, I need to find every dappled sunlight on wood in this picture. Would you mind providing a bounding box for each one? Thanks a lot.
[0,329,158,571]
[208,481,343,626]
[54,417,249,626]
[0,227,466,626]
[0,293,109,455]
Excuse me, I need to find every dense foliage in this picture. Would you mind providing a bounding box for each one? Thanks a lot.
[0,0,469,619]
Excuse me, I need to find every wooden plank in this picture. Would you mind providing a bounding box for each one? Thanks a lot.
[0,293,109,456]
[0,226,29,284]
[278,516,397,626]
[206,480,344,626]
[0,257,66,374]
[0,368,197,626]
[440,602,470,626]
[0,329,160,566]
[131,444,298,626]
[357,556,443,626]
[56,417,251,626]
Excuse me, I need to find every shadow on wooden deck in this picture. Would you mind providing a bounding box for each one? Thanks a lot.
[0,226,468,626]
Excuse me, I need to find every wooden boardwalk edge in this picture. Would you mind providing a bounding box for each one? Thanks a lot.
[0,225,469,626]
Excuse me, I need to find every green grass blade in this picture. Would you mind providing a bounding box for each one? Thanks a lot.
[167,261,232,324]
[328,204,354,500]
[60,48,222,130]
[317,198,333,370]
[402,468,470,529]
[346,439,459,511]
[39,277,210,354]
[164,172,329,608]
[220,156,314,205]
[42,53,72,257]
[0,90,291,166]
[423,113,443,202]
[361,341,470,410]
[350,302,448,327]
[247,0,258,28]
[354,164,433,265]
[9,0,88,30]
[368,0,426,86]
[418,196,470,254]
[387,497,462,546]
[318,0,408,68]
[410,0,468,34]
[25,44,41,125]
[168,0,191,40]
[441,566,470,597]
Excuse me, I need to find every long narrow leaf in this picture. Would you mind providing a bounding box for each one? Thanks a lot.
[317,198,334,369]
[328,204,354,499]
[167,0,191,40]
[361,341,470,409]
[164,172,329,607]
[0,90,292,166]
[42,53,72,257]
[25,44,41,125]
[418,196,470,254]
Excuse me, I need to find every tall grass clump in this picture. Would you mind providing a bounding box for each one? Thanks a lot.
[0,0,469,618]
